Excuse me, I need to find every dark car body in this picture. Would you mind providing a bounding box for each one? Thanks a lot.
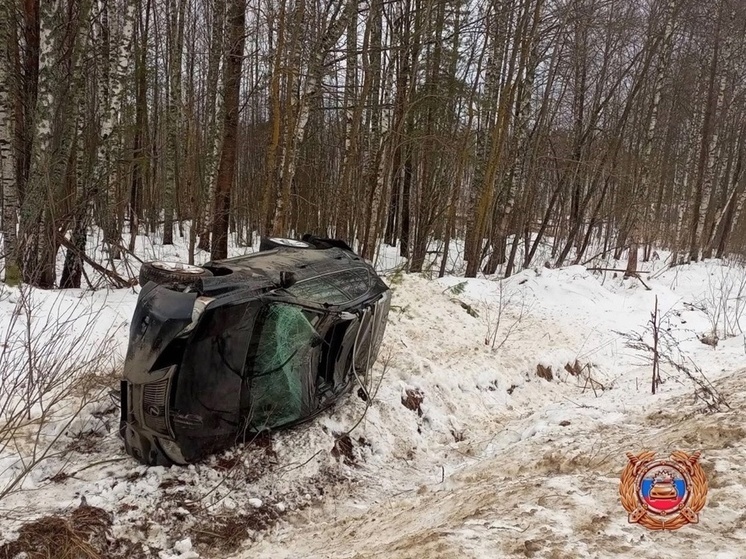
[120,238,390,466]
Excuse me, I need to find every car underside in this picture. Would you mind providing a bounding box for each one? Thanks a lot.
[119,236,390,466]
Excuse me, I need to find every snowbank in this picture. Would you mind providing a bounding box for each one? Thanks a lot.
[1,235,746,558]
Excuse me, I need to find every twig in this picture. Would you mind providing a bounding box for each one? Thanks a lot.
[651,295,660,394]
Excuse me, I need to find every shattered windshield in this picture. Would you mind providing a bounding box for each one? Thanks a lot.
[244,303,321,430]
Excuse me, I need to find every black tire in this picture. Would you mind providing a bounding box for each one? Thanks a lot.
[139,261,213,287]
[259,237,315,251]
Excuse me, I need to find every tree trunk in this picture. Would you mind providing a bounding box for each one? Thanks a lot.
[625,0,675,276]
[130,0,152,252]
[712,126,745,257]
[359,0,384,261]
[22,0,92,288]
[0,0,20,283]
[198,0,226,251]
[688,1,728,262]
[210,0,245,260]
[163,0,187,245]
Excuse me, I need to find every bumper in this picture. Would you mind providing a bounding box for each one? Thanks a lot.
[120,284,198,465]
[120,364,185,465]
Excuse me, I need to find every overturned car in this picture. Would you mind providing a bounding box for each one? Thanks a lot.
[119,236,390,466]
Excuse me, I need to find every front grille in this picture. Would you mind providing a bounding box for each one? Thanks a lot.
[143,378,170,434]
[144,378,168,409]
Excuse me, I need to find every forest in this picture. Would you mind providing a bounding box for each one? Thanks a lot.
[0,0,745,288]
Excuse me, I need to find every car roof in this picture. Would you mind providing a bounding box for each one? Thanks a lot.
[198,247,385,306]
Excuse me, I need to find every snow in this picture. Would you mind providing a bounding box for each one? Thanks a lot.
[160,538,199,559]
[2,231,746,558]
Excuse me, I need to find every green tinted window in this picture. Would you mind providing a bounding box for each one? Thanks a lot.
[246,304,319,430]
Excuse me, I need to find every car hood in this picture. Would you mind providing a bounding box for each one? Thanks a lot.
[123,282,198,383]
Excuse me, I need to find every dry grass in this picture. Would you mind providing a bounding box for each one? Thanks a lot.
[0,504,148,559]
[0,285,122,503]
[65,429,107,454]
[191,508,281,554]
[0,504,111,559]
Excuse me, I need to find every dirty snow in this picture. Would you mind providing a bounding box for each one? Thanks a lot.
[1,230,746,558]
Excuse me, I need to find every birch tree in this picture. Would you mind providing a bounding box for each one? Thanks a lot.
[0,0,19,283]
[22,0,92,288]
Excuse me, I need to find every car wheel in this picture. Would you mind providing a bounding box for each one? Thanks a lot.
[259,237,315,251]
[139,261,213,287]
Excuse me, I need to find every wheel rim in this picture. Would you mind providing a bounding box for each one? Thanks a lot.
[150,261,206,274]
[268,237,311,248]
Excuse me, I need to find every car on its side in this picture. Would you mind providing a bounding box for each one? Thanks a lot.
[119,235,390,466]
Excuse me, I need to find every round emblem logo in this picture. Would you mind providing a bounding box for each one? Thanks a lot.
[620,450,708,530]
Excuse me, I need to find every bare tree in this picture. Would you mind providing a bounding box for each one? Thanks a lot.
[210,0,246,259]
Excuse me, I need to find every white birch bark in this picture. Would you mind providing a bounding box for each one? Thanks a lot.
[271,0,348,235]
[95,0,135,257]
[699,8,735,252]
[362,0,385,259]
[336,0,358,236]
[23,0,92,286]
[199,0,226,244]
[0,0,19,280]
[625,0,675,273]
[20,0,57,285]
[102,1,135,142]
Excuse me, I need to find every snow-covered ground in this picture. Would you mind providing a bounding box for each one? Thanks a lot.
[1,231,746,558]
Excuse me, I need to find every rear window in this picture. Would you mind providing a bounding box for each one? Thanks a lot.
[326,268,371,299]
[288,268,371,305]
[287,278,348,304]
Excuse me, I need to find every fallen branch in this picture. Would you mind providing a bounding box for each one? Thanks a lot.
[58,237,136,289]
[635,273,652,291]
[112,242,145,264]
[581,245,628,266]
[586,267,647,274]
[586,267,651,290]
